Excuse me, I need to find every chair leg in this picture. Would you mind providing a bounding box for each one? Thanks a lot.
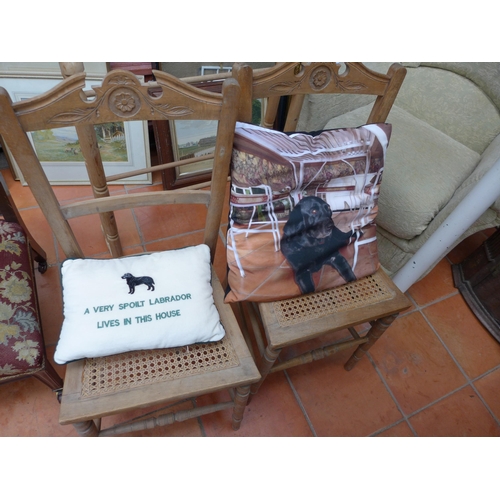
[34,359,63,391]
[73,420,100,437]
[344,313,399,371]
[232,385,251,430]
[250,344,281,397]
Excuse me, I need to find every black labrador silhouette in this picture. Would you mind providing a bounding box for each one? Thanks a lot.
[121,273,155,294]
[281,196,357,294]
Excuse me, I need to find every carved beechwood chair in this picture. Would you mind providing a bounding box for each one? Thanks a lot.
[0,68,260,436]
[229,62,412,397]
[0,172,63,392]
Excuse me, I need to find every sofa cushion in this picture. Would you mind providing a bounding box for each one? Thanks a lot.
[394,65,500,154]
[54,245,225,364]
[0,221,44,378]
[325,104,481,240]
[420,62,500,114]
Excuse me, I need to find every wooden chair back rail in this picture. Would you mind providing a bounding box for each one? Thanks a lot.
[51,63,401,185]
[0,70,240,262]
[105,154,215,183]
[11,71,224,129]
[60,190,211,219]
[234,62,407,131]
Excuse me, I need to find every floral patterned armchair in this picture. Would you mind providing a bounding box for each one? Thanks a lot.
[0,171,62,391]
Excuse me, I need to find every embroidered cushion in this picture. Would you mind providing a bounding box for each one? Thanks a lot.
[225,122,392,303]
[54,244,225,364]
[0,221,44,378]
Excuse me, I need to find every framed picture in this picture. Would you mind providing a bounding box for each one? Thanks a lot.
[200,65,232,76]
[169,98,264,180]
[169,119,217,179]
[154,62,276,189]
[0,77,151,185]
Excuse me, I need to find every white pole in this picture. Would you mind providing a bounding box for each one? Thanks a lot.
[392,158,500,293]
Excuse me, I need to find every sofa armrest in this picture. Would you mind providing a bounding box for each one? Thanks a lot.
[456,133,500,216]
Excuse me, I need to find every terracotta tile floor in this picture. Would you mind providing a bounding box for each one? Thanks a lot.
[1,166,500,438]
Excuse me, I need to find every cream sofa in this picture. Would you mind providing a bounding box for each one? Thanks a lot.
[296,62,500,277]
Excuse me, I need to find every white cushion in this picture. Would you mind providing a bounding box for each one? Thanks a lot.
[54,245,225,364]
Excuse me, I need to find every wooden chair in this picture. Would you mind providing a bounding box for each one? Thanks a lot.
[0,69,260,436]
[0,172,63,391]
[230,62,412,397]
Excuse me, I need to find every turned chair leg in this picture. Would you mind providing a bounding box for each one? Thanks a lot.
[232,385,251,430]
[250,344,281,398]
[73,420,100,437]
[344,313,399,371]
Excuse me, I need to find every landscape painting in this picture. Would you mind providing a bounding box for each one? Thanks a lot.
[171,119,218,177]
[31,122,129,163]
[0,77,151,185]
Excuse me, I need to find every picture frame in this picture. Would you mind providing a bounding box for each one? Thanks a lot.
[0,76,151,185]
[169,119,217,180]
[169,98,265,180]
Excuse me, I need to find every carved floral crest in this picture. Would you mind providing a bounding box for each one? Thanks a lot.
[47,70,195,126]
[267,63,368,95]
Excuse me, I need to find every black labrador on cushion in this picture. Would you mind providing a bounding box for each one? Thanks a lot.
[121,273,155,294]
[281,196,357,294]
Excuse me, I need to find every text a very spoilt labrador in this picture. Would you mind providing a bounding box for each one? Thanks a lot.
[83,294,193,329]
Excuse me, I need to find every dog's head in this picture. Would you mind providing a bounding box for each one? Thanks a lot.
[284,196,334,239]
[121,273,133,280]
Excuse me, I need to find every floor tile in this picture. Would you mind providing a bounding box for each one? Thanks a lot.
[408,258,458,306]
[423,294,500,379]
[409,386,500,437]
[0,377,73,437]
[132,184,208,242]
[144,231,205,253]
[374,420,415,437]
[286,349,403,436]
[199,371,314,437]
[2,170,39,209]
[65,214,111,257]
[115,209,143,249]
[474,368,500,420]
[369,311,467,415]
[53,184,95,203]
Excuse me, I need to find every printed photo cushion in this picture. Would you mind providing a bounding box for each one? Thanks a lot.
[54,244,225,364]
[225,121,392,303]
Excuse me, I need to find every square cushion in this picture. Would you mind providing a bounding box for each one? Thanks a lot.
[225,121,392,303]
[324,105,481,240]
[54,244,225,364]
[0,221,44,378]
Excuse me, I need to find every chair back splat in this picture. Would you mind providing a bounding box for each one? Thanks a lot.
[225,62,411,398]
[0,68,260,436]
